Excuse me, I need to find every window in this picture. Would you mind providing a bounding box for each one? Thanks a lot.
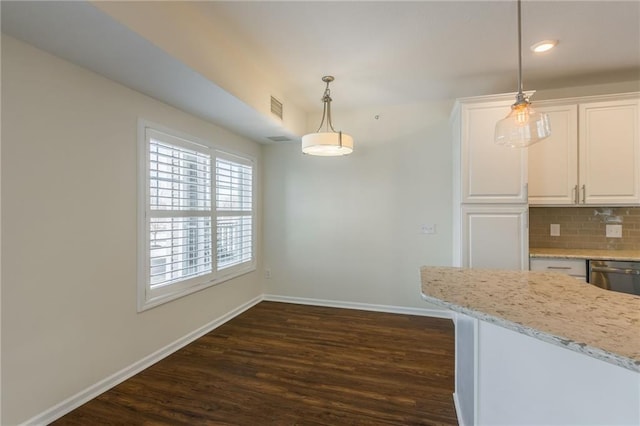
[138,125,255,311]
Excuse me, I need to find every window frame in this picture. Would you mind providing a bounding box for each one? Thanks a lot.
[137,121,256,312]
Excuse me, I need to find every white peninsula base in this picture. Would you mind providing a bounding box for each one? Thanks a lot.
[455,314,640,425]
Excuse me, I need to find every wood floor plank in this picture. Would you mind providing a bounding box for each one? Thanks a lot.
[52,302,457,425]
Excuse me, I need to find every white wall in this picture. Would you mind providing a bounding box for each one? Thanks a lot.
[535,80,640,101]
[1,36,263,425]
[263,102,454,308]
[261,80,640,310]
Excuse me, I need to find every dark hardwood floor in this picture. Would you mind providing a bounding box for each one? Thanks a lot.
[53,302,457,425]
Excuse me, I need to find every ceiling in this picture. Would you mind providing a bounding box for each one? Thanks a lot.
[201,0,640,110]
[2,1,639,143]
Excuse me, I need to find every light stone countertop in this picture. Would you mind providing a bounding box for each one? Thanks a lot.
[530,247,640,261]
[421,266,640,372]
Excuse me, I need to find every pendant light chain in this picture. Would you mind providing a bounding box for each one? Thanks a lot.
[316,79,336,133]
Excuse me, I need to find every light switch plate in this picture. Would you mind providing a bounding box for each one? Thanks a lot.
[421,224,436,234]
[606,224,622,238]
[550,224,560,236]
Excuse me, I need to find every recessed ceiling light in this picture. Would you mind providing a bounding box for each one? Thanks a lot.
[530,40,558,53]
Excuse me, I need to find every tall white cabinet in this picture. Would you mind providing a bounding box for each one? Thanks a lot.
[452,94,529,270]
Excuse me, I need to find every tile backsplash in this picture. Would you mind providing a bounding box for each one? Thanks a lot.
[529,207,640,250]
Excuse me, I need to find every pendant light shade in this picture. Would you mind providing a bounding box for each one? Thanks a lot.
[495,0,551,148]
[495,94,551,147]
[302,132,354,156]
[302,76,353,156]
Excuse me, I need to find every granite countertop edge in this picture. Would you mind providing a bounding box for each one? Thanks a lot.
[420,292,639,373]
[529,248,640,261]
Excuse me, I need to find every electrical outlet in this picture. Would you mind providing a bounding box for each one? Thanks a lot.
[264,269,272,279]
[550,224,560,236]
[606,224,622,238]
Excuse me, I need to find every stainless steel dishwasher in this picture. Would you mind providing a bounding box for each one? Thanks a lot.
[587,260,640,296]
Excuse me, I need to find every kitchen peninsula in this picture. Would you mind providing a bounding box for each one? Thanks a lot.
[421,266,640,425]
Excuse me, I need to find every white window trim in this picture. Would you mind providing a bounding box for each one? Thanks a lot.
[137,120,256,312]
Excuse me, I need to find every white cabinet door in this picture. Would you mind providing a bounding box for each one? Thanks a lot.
[461,101,528,203]
[461,205,529,270]
[528,104,579,205]
[579,99,640,205]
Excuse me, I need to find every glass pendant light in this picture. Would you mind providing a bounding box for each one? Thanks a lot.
[302,76,354,156]
[495,0,551,148]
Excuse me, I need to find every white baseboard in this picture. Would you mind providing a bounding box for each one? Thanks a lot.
[263,294,454,319]
[453,392,465,426]
[22,295,264,426]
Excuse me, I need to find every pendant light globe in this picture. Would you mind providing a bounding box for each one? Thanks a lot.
[495,97,551,147]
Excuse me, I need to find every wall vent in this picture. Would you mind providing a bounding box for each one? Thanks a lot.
[266,136,291,142]
[270,96,283,120]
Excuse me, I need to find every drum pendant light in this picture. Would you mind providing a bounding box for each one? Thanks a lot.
[495,0,551,148]
[302,76,354,156]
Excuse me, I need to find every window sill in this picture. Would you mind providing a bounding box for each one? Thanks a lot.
[138,263,256,312]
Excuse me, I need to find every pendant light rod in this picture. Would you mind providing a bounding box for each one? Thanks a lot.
[494,0,551,147]
[517,0,524,98]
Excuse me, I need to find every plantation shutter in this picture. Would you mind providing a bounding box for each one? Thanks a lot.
[215,152,253,270]
[147,130,213,288]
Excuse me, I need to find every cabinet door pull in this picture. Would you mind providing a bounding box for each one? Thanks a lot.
[581,185,586,204]
[573,185,578,204]
[547,266,572,270]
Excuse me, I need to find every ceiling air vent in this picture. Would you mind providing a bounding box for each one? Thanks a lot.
[266,136,291,142]
[270,96,283,120]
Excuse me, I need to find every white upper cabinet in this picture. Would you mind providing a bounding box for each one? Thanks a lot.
[529,94,640,206]
[455,96,528,204]
[528,104,579,205]
[579,98,640,205]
